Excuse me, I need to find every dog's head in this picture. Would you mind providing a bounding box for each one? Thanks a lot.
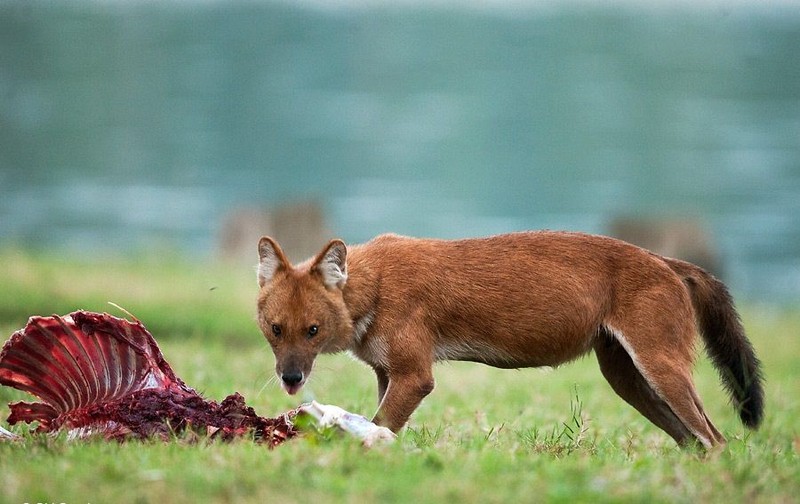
[255,237,354,394]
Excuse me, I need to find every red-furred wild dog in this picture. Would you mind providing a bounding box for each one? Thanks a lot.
[255,231,764,448]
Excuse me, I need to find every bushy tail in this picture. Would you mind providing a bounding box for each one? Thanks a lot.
[665,257,764,429]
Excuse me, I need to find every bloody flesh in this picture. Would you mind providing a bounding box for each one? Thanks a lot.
[0,311,297,446]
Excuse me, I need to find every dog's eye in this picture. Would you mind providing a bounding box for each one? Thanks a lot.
[271,324,282,337]
[307,325,318,338]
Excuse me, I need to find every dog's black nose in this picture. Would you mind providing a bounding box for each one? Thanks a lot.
[282,371,303,386]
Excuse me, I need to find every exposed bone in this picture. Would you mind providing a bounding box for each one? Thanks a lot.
[298,401,396,447]
[0,424,19,440]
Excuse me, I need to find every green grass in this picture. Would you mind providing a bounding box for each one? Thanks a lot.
[1,251,798,503]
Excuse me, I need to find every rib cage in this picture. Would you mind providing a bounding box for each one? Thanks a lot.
[0,311,297,445]
[0,311,183,420]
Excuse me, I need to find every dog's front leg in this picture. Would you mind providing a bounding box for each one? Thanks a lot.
[372,369,435,433]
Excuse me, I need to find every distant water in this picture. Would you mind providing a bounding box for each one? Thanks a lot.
[1,1,799,302]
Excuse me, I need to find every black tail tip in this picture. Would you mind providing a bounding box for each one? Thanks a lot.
[739,385,765,429]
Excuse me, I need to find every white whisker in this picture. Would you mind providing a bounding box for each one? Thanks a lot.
[256,374,277,398]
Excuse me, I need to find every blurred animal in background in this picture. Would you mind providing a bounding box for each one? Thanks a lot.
[608,216,722,279]
[217,201,331,265]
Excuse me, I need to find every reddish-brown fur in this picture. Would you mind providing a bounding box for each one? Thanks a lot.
[256,231,763,448]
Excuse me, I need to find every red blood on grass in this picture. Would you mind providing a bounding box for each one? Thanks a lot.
[0,311,297,447]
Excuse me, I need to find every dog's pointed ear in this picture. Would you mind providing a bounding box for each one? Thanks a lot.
[258,236,290,287]
[312,239,348,290]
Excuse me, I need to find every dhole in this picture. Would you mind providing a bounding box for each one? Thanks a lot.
[255,231,764,448]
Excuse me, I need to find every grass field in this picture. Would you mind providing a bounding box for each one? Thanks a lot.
[0,250,798,503]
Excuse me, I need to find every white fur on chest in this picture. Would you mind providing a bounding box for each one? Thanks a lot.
[349,311,389,368]
[353,311,374,344]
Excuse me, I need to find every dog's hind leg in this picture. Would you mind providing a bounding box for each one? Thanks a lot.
[594,326,725,448]
[594,330,693,445]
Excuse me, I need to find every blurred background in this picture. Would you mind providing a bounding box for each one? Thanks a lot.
[1,0,799,303]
